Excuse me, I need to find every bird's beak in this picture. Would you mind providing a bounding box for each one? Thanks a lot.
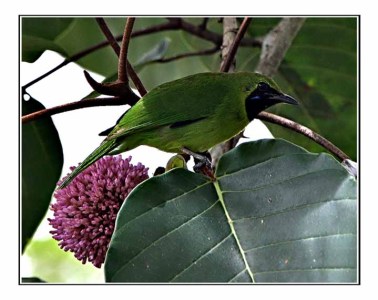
[270,93,298,105]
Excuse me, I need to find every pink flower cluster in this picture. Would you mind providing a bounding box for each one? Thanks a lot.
[49,156,149,268]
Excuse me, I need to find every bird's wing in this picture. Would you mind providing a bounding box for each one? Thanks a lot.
[105,73,235,141]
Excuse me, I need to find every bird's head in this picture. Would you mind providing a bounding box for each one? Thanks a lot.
[240,73,298,120]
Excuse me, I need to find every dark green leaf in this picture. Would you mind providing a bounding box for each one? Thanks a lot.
[54,18,122,76]
[105,139,357,283]
[22,97,64,252]
[22,35,67,63]
[21,17,73,62]
[22,18,74,40]
[22,277,45,283]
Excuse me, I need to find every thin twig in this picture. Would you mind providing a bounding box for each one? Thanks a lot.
[127,60,147,96]
[257,112,350,161]
[95,18,120,55]
[154,46,219,63]
[22,96,124,124]
[94,17,146,96]
[118,18,135,83]
[220,17,252,72]
[199,18,209,30]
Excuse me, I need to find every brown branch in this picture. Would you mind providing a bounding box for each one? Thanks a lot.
[95,18,120,55]
[220,17,252,72]
[118,18,135,83]
[22,97,125,124]
[153,46,219,63]
[94,17,147,97]
[199,18,209,30]
[257,112,350,161]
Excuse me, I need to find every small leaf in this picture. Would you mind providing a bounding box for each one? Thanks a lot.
[22,96,64,252]
[22,277,45,283]
[134,38,171,67]
[105,139,357,283]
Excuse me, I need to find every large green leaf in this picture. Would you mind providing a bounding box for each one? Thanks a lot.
[105,139,357,283]
[21,17,74,62]
[22,97,64,252]
[240,17,357,160]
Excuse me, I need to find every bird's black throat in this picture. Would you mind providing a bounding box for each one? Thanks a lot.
[245,82,297,121]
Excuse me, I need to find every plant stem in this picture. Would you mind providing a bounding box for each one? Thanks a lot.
[22,97,124,124]
[220,17,252,72]
[154,46,219,63]
[94,17,147,97]
[95,18,120,55]
[118,18,135,83]
[210,18,238,167]
[257,112,350,161]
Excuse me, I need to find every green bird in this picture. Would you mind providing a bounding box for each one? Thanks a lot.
[59,72,297,188]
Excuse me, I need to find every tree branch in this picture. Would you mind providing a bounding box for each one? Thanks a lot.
[257,112,350,161]
[256,18,305,77]
[95,18,120,55]
[153,46,219,63]
[118,18,135,83]
[22,96,125,124]
[93,17,147,97]
[220,17,252,72]
[210,17,239,165]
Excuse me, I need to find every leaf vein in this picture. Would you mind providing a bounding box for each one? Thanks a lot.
[120,181,211,229]
[233,197,356,223]
[111,199,220,280]
[169,233,233,282]
[245,233,357,253]
[221,167,347,195]
[254,267,357,276]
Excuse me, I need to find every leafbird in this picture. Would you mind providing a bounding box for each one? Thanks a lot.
[59,72,297,188]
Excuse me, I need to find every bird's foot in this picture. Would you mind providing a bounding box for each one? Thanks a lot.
[181,148,215,181]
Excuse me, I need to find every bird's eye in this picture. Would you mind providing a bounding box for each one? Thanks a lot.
[258,82,270,91]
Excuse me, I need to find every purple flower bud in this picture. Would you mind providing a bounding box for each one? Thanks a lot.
[48,155,149,268]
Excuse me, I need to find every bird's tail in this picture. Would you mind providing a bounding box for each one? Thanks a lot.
[58,139,117,189]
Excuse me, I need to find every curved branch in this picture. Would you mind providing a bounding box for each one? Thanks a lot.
[257,112,350,161]
[22,96,125,124]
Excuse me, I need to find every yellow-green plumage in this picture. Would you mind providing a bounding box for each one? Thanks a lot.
[59,72,296,188]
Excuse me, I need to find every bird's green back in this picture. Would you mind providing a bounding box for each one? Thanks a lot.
[106,72,271,141]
